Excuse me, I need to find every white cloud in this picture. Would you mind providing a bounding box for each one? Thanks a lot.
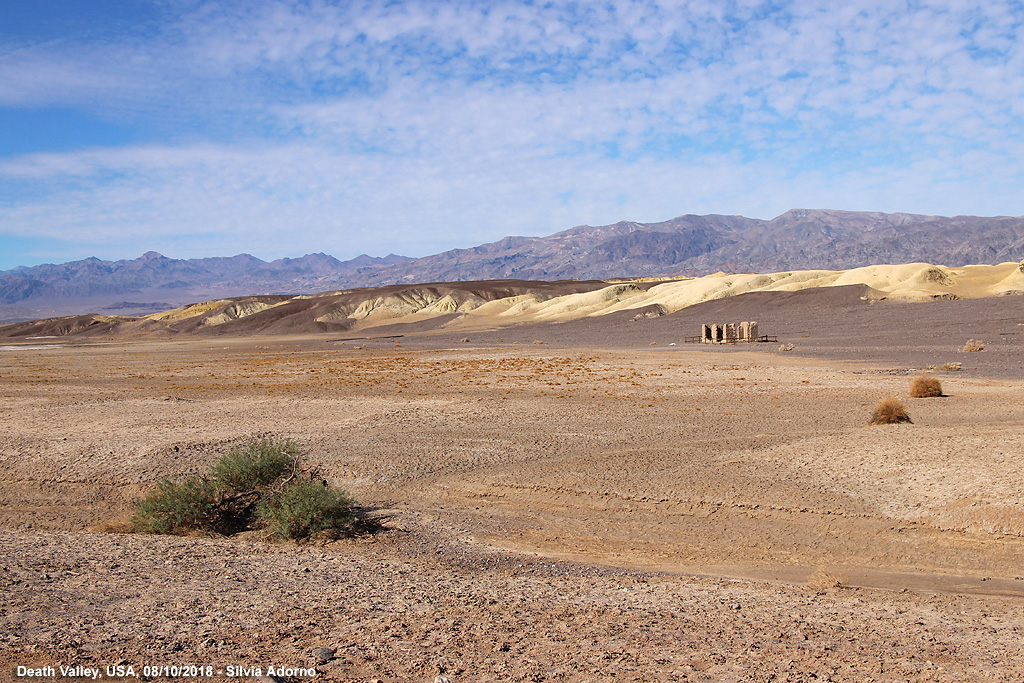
[1,0,1023,265]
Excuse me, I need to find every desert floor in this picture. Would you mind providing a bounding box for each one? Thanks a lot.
[2,306,1024,681]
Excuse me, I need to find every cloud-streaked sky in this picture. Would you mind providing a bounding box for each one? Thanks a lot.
[1,0,1022,270]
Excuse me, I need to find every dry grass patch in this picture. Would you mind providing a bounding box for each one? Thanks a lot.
[909,374,943,398]
[89,516,134,534]
[963,339,985,352]
[869,397,911,425]
[806,568,849,591]
[926,362,962,372]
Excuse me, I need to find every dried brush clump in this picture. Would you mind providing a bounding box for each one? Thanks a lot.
[806,568,849,591]
[962,339,986,352]
[909,374,943,398]
[869,397,912,425]
[926,362,962,372]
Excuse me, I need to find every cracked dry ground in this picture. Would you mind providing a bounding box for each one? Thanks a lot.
[1,336,1024,682]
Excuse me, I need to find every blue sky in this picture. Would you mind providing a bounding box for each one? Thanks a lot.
[1,0,1023,270]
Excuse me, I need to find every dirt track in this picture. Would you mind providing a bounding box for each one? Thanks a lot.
[2,326,1024,681]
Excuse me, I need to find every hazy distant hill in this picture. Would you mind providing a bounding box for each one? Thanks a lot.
[2,208,1023,321]
[0,251,411,321]
[0,251,412,303]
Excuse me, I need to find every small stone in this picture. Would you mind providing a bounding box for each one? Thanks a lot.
[311,647,335,664]
[435,677,453,683]
[730,603,741,610]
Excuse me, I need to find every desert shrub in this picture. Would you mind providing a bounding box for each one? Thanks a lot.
[257,480,356,540]
[806,568,849,591]
[909,374,943,398]
[778,343,795,352]
[963,339,985,352]
[130,476,217,535]
[129,438,357,541]
[212,438,298,492]
[869,397,911,425]
[926,362,961,372]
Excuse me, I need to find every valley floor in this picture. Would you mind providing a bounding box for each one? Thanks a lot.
[1,328,1023,681]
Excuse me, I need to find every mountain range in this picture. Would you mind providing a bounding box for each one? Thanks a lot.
[3,208,1023,322]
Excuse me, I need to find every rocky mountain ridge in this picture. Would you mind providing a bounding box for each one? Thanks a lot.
[3,209,1023,321]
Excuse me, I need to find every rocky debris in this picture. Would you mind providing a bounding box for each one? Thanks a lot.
[0,525,1023,681]
[629,304,667,321]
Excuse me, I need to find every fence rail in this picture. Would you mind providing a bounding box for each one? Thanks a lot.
[683,335,778,344]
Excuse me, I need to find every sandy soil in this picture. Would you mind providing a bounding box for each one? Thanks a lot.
[2,301,1024,681]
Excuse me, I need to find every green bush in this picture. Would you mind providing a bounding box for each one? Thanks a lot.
[212,438,298,492]
[257,480,356,540]
[128,438,358,541]
[130,476,217,535]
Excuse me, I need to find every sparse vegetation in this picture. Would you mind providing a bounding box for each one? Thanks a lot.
[212,438,298,492]
[806,568,849,590]
[257,480,356,540]
[926,362,962,372]
[963,339,985,352]
[129,438,358,541]
[909,374,943,398]
[130,476,217,535]
[778,343,795,352]
[869,397,911,425]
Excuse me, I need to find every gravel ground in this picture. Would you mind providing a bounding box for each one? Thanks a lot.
[2,303,1024,681]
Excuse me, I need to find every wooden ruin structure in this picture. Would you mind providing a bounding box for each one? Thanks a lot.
[683,321,777,344]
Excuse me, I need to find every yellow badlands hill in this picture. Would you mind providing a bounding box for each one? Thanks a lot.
[456,261,1024,326]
